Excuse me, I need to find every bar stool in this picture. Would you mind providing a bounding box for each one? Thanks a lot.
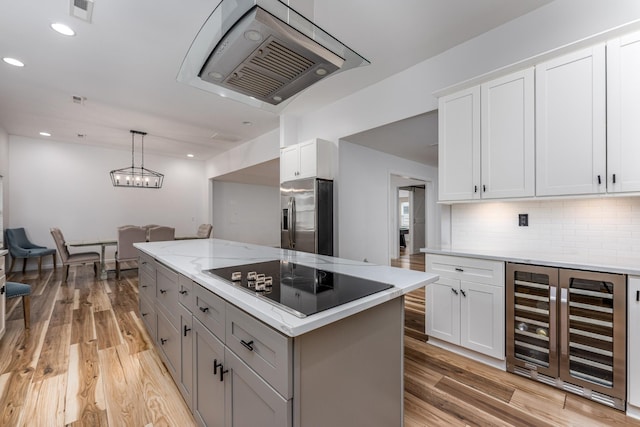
[6,282,31,329]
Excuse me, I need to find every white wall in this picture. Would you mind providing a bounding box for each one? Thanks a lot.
[451,197,640,260]
[206,128,279,179]
[0,127,8,249]
[338,141,439,265]
[211,180,279,247]
[8,135,207,266]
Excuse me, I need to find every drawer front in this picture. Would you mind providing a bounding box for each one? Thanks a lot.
[139,269,156,302]
[193,285,226,340]
[139,293,156,341]
[156,263,180,328]
[178,274,195,312]
[226,304,292,399]
[139,252,156,277]
[427,255,504,286]
[157,305,181,378]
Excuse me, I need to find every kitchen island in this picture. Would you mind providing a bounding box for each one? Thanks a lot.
[135,238,438,427]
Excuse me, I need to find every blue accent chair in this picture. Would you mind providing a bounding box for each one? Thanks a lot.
[5,228,57,275]
[5,282,31,328]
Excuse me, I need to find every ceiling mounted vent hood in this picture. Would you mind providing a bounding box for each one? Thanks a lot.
[177,0,369,112]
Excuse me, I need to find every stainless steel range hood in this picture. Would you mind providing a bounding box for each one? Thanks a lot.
[177,0,369,111]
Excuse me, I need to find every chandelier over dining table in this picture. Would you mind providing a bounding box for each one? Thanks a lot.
[110,130,164,188]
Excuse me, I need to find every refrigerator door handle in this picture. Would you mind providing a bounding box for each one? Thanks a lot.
[549,286,557,354]
[290,197,296,248]
[560,288,568,357]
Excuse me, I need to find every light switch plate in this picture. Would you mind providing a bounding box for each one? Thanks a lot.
[519,213,528,227]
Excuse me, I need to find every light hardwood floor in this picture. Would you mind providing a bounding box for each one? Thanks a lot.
[0,257,638,426]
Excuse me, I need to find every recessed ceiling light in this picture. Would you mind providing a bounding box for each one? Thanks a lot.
[208,71,223,80]
[315,68,328,76]
[187,154,194,158]
[273,95,282,102]
[51,22,75,36]
[244,30,263,42]
[3,57,24,67]
[242,121,252,126]
[39,132,52,137]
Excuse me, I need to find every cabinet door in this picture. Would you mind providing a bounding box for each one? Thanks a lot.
[629,276,640,407]
[536,44,606,196]
[193,319,226,427]
[481,68,535,199]
[156,263,180,328]
[438,86,481,201]
[297,140,317,179]
[280,145,299,182]
[460,280,504,359]
[157,307,181,378]
[224,349,291,427]
[426,276,460,344]
[607,32,640,193]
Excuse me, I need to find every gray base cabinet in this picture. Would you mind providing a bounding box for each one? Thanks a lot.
[138,252,404,427]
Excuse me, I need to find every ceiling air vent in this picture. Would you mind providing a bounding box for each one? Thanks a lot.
[70,0,94,22]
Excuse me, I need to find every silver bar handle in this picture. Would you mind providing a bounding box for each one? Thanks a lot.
[549,286,557,353]
[560,288,568,357]
[287,197,293,247]
[290,197,296,248]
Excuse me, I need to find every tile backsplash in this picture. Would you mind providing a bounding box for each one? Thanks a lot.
[451,197,640,258]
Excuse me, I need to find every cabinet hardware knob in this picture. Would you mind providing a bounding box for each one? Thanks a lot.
[183,325,192,337]
[179,290,188,295]
[455,268,464,272]
[159,289,167,294]
[460,289,467,297]
[483,185,486,192]
[451,288,459,295]
[474,185,478,193]
[199,306,209,313]
[597,175,602,185]
[240,340,255,351]
[160,338,167,345]
[613,174,616,184]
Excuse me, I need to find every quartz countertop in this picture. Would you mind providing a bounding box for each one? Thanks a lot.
[135,239,438,337]
[420,247,640,276]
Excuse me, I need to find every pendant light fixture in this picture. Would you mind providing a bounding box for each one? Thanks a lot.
[110,130,164,188]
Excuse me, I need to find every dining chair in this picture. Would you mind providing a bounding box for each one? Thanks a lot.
[50,228,100,281]
[142,224,159,241]
[116,226,147,279]
[6,281,31,329]
[197,224,213,238]
[5,227,57,275]
[147,226,175,242]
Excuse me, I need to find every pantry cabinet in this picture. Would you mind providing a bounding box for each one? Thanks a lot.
[438,68,534,201]
[280,139,334,183]
[426,255,505,360]
[607,31,640,194]
[535,43,606,196]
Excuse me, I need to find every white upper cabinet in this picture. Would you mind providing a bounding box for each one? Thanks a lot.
[607,31,640,194]
[481,68,535,199]
[438,86,481,201]
[535,44,607,196]
[438,68,534,202]
[280,139,334,183]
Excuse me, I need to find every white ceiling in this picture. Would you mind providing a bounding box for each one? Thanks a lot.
[0,0,551,163]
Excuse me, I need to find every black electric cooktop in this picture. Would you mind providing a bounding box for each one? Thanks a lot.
[204,260,393,318]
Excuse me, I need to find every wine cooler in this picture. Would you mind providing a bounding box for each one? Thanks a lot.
[506,263,626,410]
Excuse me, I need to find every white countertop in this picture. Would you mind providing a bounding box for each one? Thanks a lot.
[135,239,438,337]
[420,247,640,276]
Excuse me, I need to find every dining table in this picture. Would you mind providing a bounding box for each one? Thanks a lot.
[68,239,117,279]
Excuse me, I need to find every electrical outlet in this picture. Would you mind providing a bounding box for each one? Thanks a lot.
[519,213,528,227]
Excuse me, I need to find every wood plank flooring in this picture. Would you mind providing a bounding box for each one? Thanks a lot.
[0,255,637,426]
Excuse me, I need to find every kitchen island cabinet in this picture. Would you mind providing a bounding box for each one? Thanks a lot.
[136,238,437,427]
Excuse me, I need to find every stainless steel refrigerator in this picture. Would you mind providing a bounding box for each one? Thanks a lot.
[281,178,333,256]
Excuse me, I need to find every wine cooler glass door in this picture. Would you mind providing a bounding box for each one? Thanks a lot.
[506,263,559,378]
[558,269,626,401]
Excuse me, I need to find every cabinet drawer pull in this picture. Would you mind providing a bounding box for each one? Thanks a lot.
[460,289,466,297]
[160,338,167,345]
[474,185,478,193]
[240,339,255,351]
[454,268,464,272]
[141,285,147,288]
[183,325,192,337]
[451,288,459,295]
[636,290,639,302]
[482,185,486,192]
[141,312,148,317]
[613,173,616,184]
[597,175,602,185]
[199,306,209,313]
[179,290,188,295]
[159,289,167,294]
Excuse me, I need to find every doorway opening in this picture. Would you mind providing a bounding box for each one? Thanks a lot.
[389,174,427,268]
